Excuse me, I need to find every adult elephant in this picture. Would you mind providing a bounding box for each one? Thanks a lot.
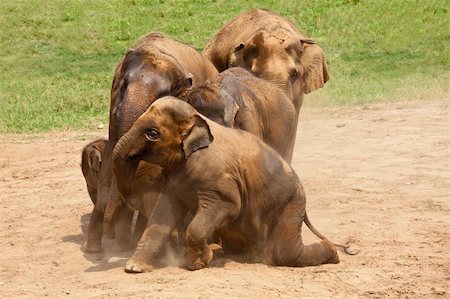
[83,32,218,253]
[181,67,297,162]
[203,8,330,113]
[112,97,340,273]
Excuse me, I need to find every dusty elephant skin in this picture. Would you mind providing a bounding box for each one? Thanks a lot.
[112,97,339,273]
[203,8,330,113]
[83,32,218,253]
[181,67,297,162]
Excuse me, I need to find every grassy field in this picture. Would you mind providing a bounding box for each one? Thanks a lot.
[0,0,448,132]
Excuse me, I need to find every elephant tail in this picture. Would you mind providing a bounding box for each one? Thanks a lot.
[304,212,359,255]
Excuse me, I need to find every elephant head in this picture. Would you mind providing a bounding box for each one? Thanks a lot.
[112,96,213,199]
[228,28,329,108]
[183,82,241,128]
[109,47,194,142]
[182,69,264,128]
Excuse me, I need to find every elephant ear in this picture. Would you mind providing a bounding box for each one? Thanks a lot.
[228,43,245,68]
[171,73,194,96]
[88,145,102,172]
[182,115,214,159]
[300,39,330,94]
[219,88,240,127]
[229,32,262,69]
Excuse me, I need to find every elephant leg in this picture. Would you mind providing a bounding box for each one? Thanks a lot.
[112,205,134,252]
[185,198,239,271]
[266,201,339,267]
[132,212,147,248]
[125,192,186,273]
[103,198,120,239]
[83,205,103,252]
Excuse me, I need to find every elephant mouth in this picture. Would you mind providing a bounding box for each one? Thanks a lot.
[127,150,147,161]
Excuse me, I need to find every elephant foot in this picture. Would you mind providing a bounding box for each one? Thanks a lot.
[186,246,213,271]
[125,258,153,273]
[321,240,340,264]
[82,240,102,253]
[112,240,132,252]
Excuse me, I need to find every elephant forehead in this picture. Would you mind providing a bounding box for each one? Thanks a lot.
[252,27,295,46]
[125,47,177,74]
[151,97,197,120]
[267,38,299,58]
[135,108,178,136]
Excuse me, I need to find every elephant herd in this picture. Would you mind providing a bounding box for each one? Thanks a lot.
[80,8,343,273]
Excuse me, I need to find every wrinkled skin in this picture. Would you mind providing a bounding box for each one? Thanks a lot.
[203,8,330,112]
[84,32,218,253]
[181,67,296,162]
[113,96,339,273]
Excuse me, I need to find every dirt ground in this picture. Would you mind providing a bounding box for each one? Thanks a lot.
[0,101,448,298]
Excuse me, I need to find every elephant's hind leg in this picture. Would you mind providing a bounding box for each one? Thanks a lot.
[292,239,339,266]
[267,201,339,267]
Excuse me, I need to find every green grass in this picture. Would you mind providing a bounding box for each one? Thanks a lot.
[0,0,448,132]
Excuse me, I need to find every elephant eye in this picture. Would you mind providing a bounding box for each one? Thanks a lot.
[289,68,299,79]
[122,77,129,88]
[145,129,160,141]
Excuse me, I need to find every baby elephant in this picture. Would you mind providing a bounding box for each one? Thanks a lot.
[113,97,339,273]
[81,138,108,205]
[181,67,297,162]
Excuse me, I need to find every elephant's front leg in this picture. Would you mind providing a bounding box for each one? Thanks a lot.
[132,212,148,248]
[185,196,239,270]
[84,183,112,252]
[83,205,103,252]
[125,192,186,273]
[112,205,134,252]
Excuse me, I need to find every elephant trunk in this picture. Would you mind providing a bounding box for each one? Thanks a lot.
[114,91,157,142]
[112,128,144,199]
[102,179,123,235]
[101,133,138,235]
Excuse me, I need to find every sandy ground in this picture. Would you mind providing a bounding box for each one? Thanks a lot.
[0,101,448,298]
